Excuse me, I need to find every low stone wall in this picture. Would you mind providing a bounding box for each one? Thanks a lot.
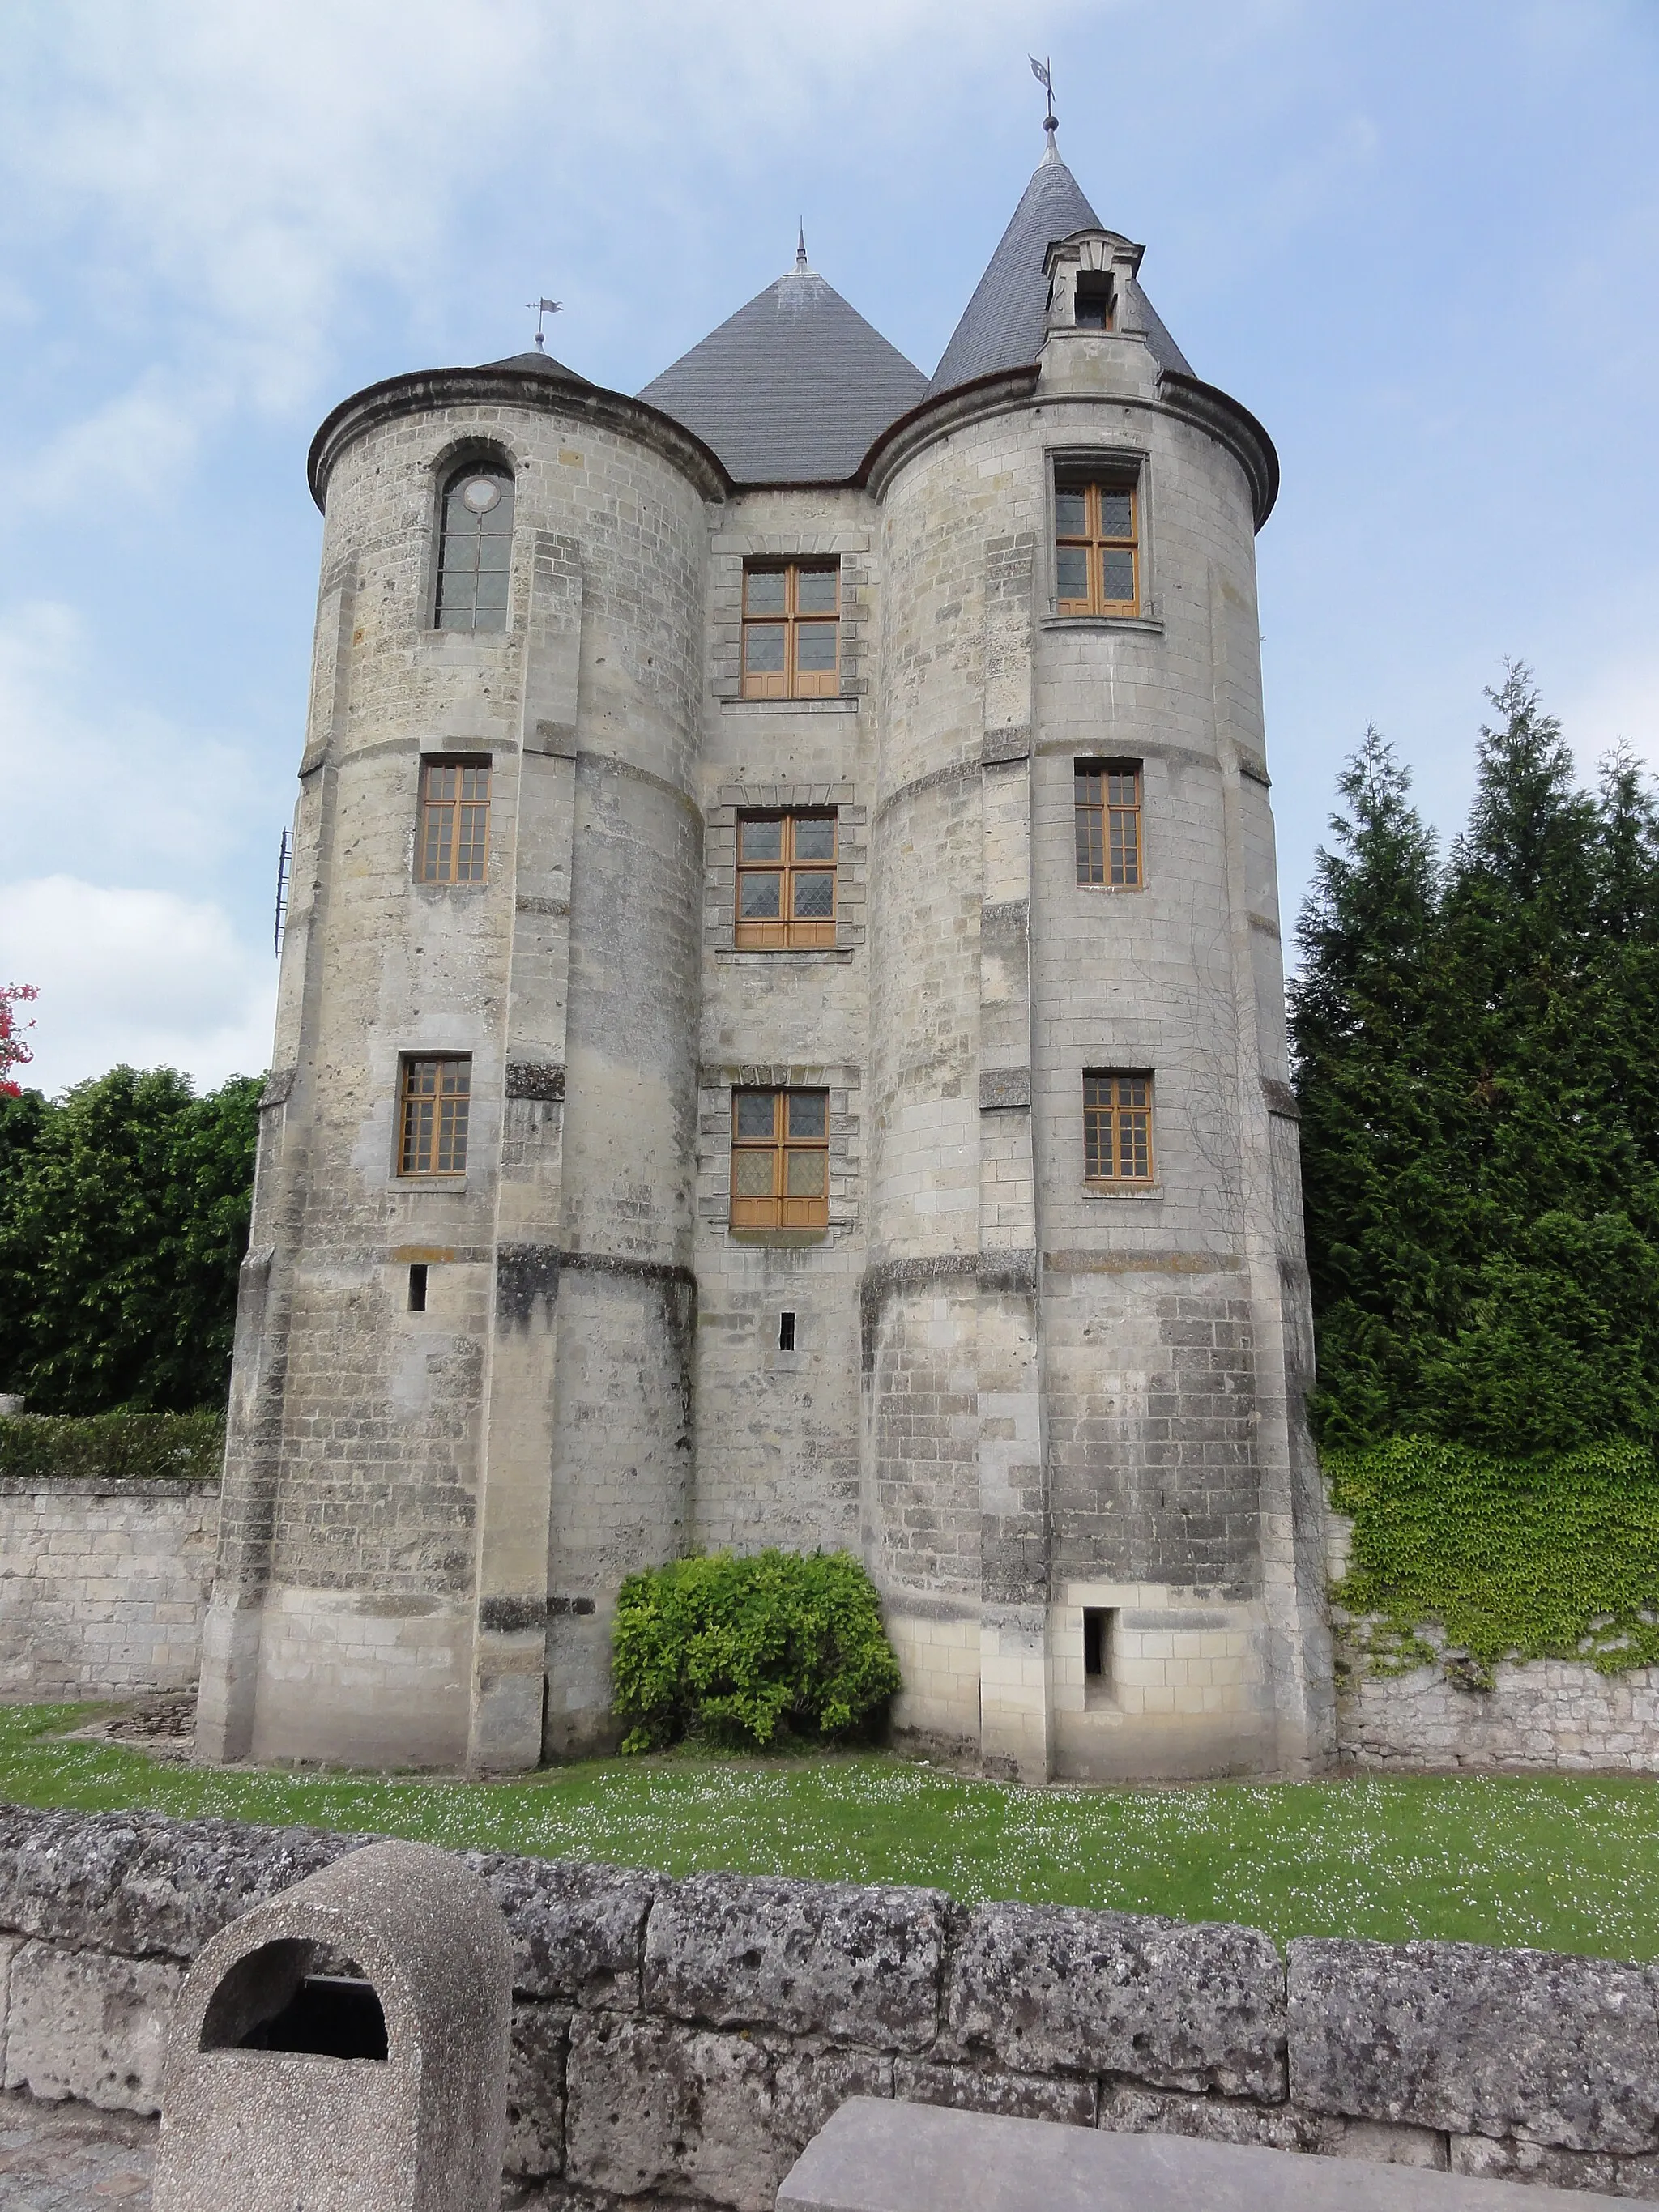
[1336,1626,1659,1775]
[3,1804,1659,2203]
[0,1481,219,1700]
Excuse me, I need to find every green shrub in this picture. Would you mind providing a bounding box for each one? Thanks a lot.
[612,1549,902,1753]
[0,1409,225,1485]
[1328,1434,1659,1680]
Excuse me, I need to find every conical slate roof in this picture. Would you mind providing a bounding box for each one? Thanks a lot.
[482,349,590,382]
[639,266,928,484]
[928,144,1193,397]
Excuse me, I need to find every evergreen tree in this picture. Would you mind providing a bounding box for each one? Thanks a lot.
[0,1068,262,1413]
[1295,669,1659,1456]
[1291,728,1460,1445]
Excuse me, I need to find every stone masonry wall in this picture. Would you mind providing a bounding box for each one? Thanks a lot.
[1337,1627,1659,1775]
[5,1804,1659,2202]
[0,1484,218,1700]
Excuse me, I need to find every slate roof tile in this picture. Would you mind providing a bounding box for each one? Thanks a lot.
[928,147,1192,397]
[637,269,927,486]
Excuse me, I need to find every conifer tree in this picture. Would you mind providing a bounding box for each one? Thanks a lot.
[1290,728,1453,1445]
[1294,669,1659,1455]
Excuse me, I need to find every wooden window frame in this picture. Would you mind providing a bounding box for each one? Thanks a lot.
[1074,760,1143,889]
[1083,1071,1154,1187]
[735,811,838,949]
[398,1055,471,1178]
[730,1088,830,1232]
[1055,475,1140,616]
[740,561,840,699]
[416,757,492,884]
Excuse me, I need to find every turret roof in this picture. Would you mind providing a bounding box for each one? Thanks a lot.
[638,266,927,485]
[927,145,1193,397]
[481,348,589,381]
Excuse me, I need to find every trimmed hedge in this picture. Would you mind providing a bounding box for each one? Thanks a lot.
[0,1409,225,1485]
[612,1549,902,1753]
[1329,1434,1659,1681]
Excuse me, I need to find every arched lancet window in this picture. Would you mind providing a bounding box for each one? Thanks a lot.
[435,458,514,632]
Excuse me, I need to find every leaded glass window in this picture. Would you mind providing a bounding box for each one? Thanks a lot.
[436,461,514,632]
[736,812,837,948]
[1055,476,1138,616]
[730,1089,830,1230]
[741,562,839,698]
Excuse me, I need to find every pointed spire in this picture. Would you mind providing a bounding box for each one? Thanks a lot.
[795,224,810,275]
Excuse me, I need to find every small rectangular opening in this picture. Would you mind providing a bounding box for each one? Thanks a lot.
[778,1310,796,1352]
[241,1976,388,2062]
[1075,275,1115,330]
[1082,1607,1115,1704]
[407,1264,428,1312]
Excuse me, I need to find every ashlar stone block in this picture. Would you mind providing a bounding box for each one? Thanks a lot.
[2,1939,181,2112]
[1289,1937,1659,2154]
[470,1851,661,2007]
[642,1869,947,2048]
[947,1899,1285,2098]
[565,2012,891,2212]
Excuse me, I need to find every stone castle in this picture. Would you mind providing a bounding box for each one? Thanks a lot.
[195,118,1335,1781]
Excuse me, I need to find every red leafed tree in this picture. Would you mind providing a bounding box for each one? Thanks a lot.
[0,985,38,1097]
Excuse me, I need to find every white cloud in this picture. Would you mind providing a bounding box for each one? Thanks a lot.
[18,371,211,506]
[0,599,276,887]
[0,876,274,1097]
[0,0,1098,488]
[0,595,284,1092]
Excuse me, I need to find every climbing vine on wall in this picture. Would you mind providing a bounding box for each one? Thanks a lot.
[1328,1436,1659,1681]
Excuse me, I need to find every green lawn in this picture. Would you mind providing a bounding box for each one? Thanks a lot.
[2,1702,1656,1963]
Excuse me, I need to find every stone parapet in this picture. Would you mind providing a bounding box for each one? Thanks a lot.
[3,1805,1659,2203]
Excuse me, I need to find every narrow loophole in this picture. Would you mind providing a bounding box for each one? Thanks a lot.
[1083,1607,1112,1686]
[408,1264,428,1312]
[778,1310,796,1352]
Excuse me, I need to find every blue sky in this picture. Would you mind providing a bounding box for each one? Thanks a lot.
[1,0,1655,1095]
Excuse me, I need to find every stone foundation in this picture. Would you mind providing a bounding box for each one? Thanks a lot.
[4,1804,1659,2202]
[0,1481,219,1701]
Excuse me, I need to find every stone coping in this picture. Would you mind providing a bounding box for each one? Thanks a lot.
[2,1803,1658,2207]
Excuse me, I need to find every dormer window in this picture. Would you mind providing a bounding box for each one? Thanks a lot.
[1074,275,1115,330]
[1056,474,1139,616]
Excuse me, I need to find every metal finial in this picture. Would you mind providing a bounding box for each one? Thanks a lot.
[527,296,562,350]
[1029,53,1058,151]
[795,224,808,274]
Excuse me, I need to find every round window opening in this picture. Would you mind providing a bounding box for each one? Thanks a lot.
[461,476,503,514]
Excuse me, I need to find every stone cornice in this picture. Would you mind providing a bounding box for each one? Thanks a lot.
[859,367,1043,501]
[307,366,732,511]
[857,360,1280,532]
[1156,369,1280,528]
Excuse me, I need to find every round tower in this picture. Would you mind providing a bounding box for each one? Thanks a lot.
[198,352,720,1770]
[861,143,1332,1779]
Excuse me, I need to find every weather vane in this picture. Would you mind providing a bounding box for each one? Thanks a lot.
[1029,53,1058,148]
[527,296,562,351]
